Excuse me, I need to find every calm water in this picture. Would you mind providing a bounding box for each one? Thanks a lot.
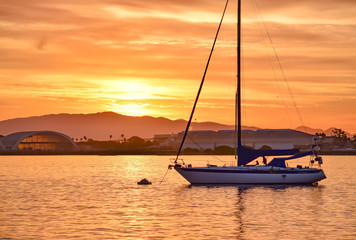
[0,155,355,240]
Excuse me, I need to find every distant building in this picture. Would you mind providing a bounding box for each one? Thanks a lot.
[0,131,79,152]
[0,140,4,150]
[153,134,178,147]
[154,129,315,150]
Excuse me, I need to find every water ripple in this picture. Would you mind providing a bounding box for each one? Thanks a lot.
[0,155,355,239]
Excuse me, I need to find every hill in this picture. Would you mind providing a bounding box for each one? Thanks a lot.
[0,112,352,140]
[295,126,354,138]
[0,112,257,140]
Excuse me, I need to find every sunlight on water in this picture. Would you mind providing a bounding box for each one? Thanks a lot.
[0,155,355,239]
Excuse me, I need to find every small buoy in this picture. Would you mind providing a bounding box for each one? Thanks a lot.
[137,178,152,185]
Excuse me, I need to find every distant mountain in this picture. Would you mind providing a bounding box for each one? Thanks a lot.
[0,112,351,140]
[295,126,354,137]
[0,112,257,140]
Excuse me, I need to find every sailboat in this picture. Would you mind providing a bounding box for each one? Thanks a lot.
[170,0,326,184]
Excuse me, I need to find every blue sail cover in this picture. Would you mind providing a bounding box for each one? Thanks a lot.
[267,151,313,168]
[237,144,299,166]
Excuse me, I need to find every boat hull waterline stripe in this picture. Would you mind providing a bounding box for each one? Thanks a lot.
[178,167,322,174]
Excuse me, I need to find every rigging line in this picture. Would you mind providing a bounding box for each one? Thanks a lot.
[175,0,230,163]
[253,0,306,129]
[240,27,246,146]
[159,167,170,184]
[237,0,244,149]
[186,134,227,163]
[251,0,293,128]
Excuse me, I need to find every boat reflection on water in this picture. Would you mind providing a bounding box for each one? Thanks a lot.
[184,183,324,239]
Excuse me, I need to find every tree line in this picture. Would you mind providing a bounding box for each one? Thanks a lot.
[316,128,356,148]
[76,135,158,151]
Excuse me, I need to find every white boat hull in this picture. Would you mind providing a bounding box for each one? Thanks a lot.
[174,166,326,184]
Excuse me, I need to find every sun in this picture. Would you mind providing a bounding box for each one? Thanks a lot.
[111,103,151,116]
[99,79,163,117]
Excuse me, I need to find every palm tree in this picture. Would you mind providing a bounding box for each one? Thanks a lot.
[332,128,348,146]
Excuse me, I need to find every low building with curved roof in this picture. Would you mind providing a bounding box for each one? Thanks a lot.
[0,131,78,152]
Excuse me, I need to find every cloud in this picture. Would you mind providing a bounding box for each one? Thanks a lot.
[36,35,48,50]
[0,0,355,132]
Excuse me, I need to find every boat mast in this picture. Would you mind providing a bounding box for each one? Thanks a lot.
[236,0,242,160]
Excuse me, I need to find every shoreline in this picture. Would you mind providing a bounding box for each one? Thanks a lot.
[0,150,355,156]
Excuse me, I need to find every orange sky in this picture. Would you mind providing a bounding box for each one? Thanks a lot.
[1,0,355,133]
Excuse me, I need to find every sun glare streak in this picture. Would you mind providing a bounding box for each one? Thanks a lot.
[97,79,182,117]
[99,79,165,100]
[109,103,152,116]
[104,6,236,24]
